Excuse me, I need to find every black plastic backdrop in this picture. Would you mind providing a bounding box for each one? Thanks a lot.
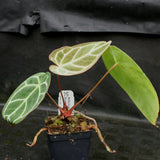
[1,0,160,35]
[0,0,160,120]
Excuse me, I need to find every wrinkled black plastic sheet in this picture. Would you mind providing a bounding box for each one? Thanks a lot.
[0,0,160,35]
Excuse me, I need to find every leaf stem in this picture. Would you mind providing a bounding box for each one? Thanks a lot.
[57,75,66,109]
[68,63,118,113]
[46,92,61,110]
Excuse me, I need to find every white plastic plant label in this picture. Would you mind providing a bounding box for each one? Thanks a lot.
[58,90,75,115]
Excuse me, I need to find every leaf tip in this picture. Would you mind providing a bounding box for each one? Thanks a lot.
[153,110,159,126]
[107,40,112,45]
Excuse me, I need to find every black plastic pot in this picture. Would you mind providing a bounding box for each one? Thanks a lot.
[48,131,92,160]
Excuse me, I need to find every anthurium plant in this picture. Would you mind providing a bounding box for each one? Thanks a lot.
[2,41,159,153]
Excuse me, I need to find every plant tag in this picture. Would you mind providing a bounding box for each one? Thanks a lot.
[58,90,75,115]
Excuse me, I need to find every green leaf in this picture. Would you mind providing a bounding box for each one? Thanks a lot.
[2,72,51,125]
[49,41,111,76]
[102,46,159,125]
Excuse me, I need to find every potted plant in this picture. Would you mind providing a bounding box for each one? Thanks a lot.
[2,41,159,160]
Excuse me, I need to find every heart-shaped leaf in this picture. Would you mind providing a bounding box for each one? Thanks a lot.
[2,72,51,125]
[102,46,159,125]
[49,41,111,76]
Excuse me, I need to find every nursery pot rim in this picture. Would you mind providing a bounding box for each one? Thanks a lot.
[47,130,92,142]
